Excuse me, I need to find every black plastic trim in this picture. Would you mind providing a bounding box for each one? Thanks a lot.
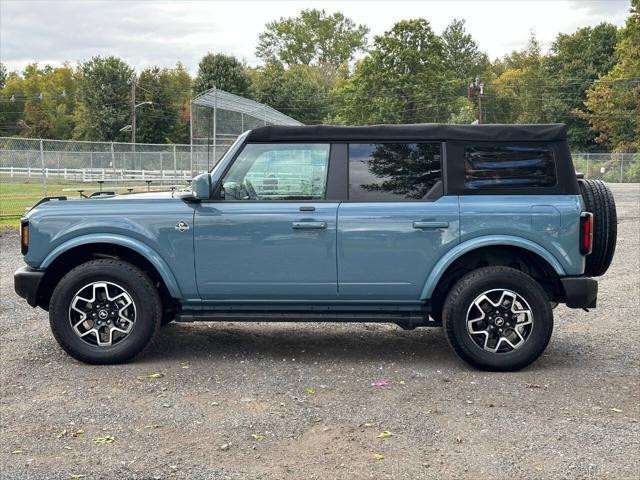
[14,266,45,308]
[560,277,598,309]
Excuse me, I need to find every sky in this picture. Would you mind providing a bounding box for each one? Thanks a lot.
[0,0,632,74]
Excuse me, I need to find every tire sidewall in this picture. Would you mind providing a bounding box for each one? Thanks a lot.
[445,268,553,371]
[50,261,160,364]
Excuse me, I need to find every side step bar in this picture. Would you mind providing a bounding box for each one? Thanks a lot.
[175,310,439,329]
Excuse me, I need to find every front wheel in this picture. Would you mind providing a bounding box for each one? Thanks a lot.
[442,266,553,371]
[49,259,161,364]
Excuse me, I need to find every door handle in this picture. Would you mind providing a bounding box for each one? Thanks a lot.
[292,221,327,230]
[413,221,449,230]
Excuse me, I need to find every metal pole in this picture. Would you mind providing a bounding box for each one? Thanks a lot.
[213,87,217,165]
[111,142,116,179]
[620,154,624,183]
[130,75,136,145]
[173,144,177,180]
[40,139,47,196]
[189,99,193,174]
[586,154,590,179]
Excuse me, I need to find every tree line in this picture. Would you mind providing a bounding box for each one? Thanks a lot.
[0,1,637,152]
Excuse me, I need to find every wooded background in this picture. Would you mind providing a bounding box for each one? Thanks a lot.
[0,1,638,153]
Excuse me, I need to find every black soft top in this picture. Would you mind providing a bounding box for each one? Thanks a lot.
[247,123,567,143]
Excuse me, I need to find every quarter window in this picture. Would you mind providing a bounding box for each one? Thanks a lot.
[221,143,330,200]
[348,143,442,201]
[464,145,556,189]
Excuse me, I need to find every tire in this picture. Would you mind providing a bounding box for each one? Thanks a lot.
[49,259,161,364]
[442,266,553,371]
[579,179,617,277]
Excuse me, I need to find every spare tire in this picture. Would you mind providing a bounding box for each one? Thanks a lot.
[578,179,617,277]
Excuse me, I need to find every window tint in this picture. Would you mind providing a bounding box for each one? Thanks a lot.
[221,143,330,200]
[464,145,556,189]
[348,143,441,201]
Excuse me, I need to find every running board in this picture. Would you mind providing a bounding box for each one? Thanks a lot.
[175,310,439,329]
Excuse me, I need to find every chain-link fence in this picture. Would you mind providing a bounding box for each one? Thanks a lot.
[1,136,638,218]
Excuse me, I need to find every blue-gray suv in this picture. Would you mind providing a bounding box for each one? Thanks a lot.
[14,124,617,370]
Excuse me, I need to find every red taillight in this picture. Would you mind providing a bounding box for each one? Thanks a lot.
[580,212,593,255]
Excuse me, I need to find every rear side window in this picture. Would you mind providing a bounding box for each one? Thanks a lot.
[464,144,556,189]
[349,143,441,201]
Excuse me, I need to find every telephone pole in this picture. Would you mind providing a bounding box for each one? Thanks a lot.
[468,76,484,124]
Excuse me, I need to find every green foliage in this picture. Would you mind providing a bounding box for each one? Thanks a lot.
[442,19,490,82]
[544,23,618,151]
[73,56,134,141]
[136,64,191,144]
[0,63,6,89]
[193,53,252,97]
[251,63,329,124]
[583,0,640,152]
[256,9,368,72]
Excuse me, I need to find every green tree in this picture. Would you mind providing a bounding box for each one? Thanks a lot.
[136,65,191,144]
[251,63,329,124]
[73,56,134,141]
[256,9,368,73]
[442,19,489,82]
[0,63,7,89]
[583,0,640,152]
[544,23,618,150]
[193,53,252,97]
[0,70,25,136]
[485,33,547,124]
[332,19,458,125]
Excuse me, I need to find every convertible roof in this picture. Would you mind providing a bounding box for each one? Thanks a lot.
[246,123,567,143]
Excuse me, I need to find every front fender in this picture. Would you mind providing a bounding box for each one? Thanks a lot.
[420,235,566,300]
[40,233,182,298]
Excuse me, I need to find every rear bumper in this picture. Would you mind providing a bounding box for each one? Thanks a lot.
[14,266,45,307]
[560,277,598,309]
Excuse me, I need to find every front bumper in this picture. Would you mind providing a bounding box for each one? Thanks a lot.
[560,277,598,309]
[14,266,45,307]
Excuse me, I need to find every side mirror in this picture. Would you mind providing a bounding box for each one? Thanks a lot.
[191,173,211,200]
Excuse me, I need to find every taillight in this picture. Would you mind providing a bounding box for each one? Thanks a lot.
[20,218,29,255]
[580,212,593,255]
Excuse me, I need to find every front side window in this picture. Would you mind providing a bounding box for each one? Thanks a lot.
[464,144,556,189]
[221,143,330,200]
[348,143,442,201]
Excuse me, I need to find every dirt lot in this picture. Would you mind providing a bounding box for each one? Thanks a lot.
[1,184,638,480]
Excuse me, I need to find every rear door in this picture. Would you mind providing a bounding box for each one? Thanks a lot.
[194,143,339,300]
[337,142,460,300]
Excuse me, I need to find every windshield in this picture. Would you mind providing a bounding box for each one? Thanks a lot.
[210,131,250,174]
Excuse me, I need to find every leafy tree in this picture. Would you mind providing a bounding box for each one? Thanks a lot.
[251,63,329,124]
[136,65,191,144]
[256,9,368,72]
[544,23,618,150]
[0,70,25,136]
[0,63,7,89]
[73,56,134,141]
[584,0,640,152]
[193,53,252,97]
[442,19,489,82]
[485,33,547,124]
[332,19,458,125]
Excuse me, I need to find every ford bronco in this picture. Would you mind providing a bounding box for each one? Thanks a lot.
[14,124,617,370]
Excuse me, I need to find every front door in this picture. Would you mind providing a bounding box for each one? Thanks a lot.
[194,142,338,301]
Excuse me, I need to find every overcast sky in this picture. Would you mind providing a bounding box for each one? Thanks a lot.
[0,0,631,74]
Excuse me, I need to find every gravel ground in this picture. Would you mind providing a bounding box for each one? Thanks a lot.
[1,184,638,480]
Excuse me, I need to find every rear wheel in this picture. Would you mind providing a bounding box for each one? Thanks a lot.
[579,179,617,276]
[442,266,553,371]
[49,259,161,364]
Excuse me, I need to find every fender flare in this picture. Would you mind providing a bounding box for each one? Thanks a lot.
[420,235,566,300]
[40,233,182,298]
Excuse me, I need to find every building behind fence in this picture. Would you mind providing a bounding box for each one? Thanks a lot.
[0,135,638,217]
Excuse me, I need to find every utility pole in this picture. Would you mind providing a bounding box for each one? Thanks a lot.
[468,76,484,124]
[130,75,136,144]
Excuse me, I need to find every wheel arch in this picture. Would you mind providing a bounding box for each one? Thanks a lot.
[423,236,565,311]
[36,235,181,310]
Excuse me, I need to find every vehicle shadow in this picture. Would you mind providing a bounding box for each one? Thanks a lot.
[139,321,461,366]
